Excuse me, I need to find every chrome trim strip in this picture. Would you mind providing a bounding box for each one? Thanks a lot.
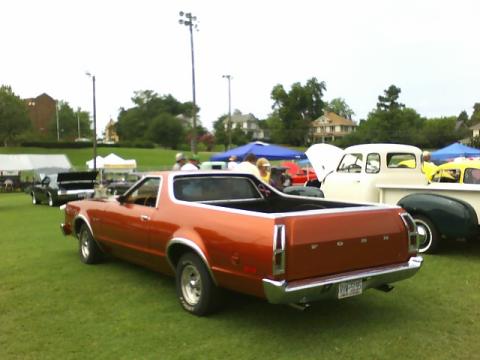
[166,237,218,285]
[263,256,423,304]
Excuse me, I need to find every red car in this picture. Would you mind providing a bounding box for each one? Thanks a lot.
[282,161,318,186]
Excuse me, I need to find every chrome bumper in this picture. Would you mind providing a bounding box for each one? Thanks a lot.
[263,256,423,304]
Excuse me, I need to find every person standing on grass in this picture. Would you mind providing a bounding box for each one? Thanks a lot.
[256,157,271,183]
[172,153,187,170]
[236,153,261,179]
[181,154,200,171]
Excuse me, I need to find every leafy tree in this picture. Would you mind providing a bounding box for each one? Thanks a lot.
[377,85,404,111]
[340,85,424,146]
[270,77,326,146]
[421,117,461,148]
[0,85,31,146]
[325,98,355,119]
[49,102,91,140]
[147,113,184,149]
[199,132,215,151]
[469,103,480,126]
[213,115,228,150]
[117,91,197,146]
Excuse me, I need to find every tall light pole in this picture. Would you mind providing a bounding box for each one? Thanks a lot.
[222,75,232,149]
[86,72,97,172]
[179,11,199,154]
[55,101,60,141]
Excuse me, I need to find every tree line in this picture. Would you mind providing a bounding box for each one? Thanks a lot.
[1,81,479,149]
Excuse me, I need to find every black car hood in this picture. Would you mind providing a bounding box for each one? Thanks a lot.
[57,171,98,183]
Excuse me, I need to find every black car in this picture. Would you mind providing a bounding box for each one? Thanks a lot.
[105,172,143,196]
[31,171,98,206]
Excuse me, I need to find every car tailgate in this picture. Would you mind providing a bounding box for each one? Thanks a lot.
[282,208,410,282]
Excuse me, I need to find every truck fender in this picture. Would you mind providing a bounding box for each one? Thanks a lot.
[166,233,217,285]
[397,193,478,253]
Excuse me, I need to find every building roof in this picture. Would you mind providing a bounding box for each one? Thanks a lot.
[470,123,480,130]
[313,112,356,126]
[231,113,257,124]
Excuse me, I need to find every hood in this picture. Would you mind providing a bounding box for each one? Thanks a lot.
[305,144,345,182]
[57,171,98,184]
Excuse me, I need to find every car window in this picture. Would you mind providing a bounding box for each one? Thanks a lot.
[463,168,480,184]
[432,169,461,183]
[174,176,262,202]
[337,153,363,173]
[387,153,416,168]
[124,177,161,207]
[366,153,380,174]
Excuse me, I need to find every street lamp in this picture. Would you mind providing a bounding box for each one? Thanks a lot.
[178,11,199,154]
[55,100,60,141]
[85,72,97,172]
[222,75,232,149]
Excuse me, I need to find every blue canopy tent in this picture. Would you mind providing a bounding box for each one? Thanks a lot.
[210,141,307,161]
[431,143,480,164]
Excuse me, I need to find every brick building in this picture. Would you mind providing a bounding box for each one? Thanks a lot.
[24,93,56,136]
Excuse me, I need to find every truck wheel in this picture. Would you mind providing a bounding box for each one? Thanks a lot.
[414,215,440,254]
[78,224,103,264]
[176,253,221,316]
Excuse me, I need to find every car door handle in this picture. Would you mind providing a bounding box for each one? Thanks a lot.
[140,215,150,221]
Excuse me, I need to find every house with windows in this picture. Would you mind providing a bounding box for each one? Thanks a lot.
[24,93,56,136]
[310,111,357,143]
[104,119,119,143]
[470,123,480,138]
[228,112,269,140]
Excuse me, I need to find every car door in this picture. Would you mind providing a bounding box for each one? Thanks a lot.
[96,176,161,266]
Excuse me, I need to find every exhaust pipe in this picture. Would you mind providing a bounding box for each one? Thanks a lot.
[376,284,394,293]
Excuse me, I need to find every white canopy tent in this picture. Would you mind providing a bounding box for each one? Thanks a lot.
[86,153,137,172]
[0,154,72,172]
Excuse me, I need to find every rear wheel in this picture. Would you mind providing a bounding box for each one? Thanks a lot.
[414,215,440,254]
[176,253,221,316]
[78,224,103,264]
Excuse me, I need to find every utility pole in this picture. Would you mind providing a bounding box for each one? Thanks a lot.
[222,75,232,149]
[179,11,199,154]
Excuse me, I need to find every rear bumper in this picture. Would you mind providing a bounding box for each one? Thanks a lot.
[262,256,423,304]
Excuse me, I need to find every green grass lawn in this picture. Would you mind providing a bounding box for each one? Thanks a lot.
[1,193,480,359]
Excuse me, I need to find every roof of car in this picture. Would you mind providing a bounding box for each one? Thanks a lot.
[344,143,422,154]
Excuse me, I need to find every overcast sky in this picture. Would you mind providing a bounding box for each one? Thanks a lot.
[2,0,479,134]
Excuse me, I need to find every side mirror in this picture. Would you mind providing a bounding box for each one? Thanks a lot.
[117,195,126,204]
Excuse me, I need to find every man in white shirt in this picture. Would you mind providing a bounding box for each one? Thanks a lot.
[227,155,238,170]
[181,154,200,171]
[236,153,261,178]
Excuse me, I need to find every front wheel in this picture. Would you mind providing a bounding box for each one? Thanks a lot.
[414,215,440,254]
[32,193,39,205]
[176,253,221,316]
[78,224,103,264]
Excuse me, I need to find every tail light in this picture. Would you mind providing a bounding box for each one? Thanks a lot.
[272,224,286,275]
[400,213,418,253]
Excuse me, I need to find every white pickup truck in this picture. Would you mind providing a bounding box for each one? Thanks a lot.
[307,143,480,253]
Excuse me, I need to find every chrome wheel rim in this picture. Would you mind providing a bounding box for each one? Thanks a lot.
[80,231,90,259]
[181,264,202,306]
[416,219,432,253]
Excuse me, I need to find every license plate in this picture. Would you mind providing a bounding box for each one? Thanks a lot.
[338,279,363,299]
